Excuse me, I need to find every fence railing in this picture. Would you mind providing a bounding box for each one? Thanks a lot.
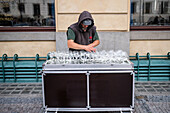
[0,54,47,83]
[0,52,170,83]
[130,52,170,81]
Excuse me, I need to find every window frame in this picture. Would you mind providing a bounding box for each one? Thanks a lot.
[130,26,170,31]
[0,27,55,32]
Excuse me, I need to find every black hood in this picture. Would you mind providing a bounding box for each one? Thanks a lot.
[77,11,94,31]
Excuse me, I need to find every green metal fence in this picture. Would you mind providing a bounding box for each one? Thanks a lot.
[0,52,170,83]
[0,54,48,83]
[130,52,170,81]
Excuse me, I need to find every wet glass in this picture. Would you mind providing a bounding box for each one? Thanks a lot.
[45,50,130,65]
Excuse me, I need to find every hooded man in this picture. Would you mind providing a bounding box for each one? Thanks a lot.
[67,11,100,52]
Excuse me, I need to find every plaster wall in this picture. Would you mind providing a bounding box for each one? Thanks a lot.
[55,0,130,31]
[0,41,56,57]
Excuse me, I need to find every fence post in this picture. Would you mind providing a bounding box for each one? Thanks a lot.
[167,52,170,59]
[136,53,139,81]
[147,53,151,81]
[2,54,8,82]
[168,52,170,80]
[13,54,18,82]
[35,54,39,82]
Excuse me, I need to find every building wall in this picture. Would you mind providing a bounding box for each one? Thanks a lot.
[0,31,130,56]
[0,0,169,57]
[55,32,130,54]
[55,0,131,55]
[130,40,170,56]
[55,0,130,31]
[130,31,170,56]
[0,32,56,57]
[0,41,56,57]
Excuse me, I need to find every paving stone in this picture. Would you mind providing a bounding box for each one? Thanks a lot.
[135,86,143,88]
[31,91,40,94]
[159,83,167,85]
[1,91,11,94]
[16,88,24,90]
[144,86,152,88]
[28,84,36,86]
[137,89,146,92]
[155,89,166,92]
[19,84,27,86]
[11,91,21,94]
[0,84,9,87]
[150,83,158,85]
[146,89,156,92]
[153,86,161,88]
[21,91,30,94]
[141,83,149,85]
[10,84,18,87]
[165,89,170,92]
[25,88,33,90]
[36,84,42,86]
[135,95,145,100]
[6,88,15,90]
[34,87,42,90]
[0,88,5,90]
[162,86,169,88]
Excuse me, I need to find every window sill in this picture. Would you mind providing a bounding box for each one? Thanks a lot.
[0,27,56,32]
[130,26,170,31]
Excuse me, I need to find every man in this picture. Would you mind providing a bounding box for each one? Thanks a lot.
[67,11,100,52]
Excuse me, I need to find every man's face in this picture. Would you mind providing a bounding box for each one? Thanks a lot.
[81,23,89,32]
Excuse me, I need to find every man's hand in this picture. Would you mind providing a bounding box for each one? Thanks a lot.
[84,45,96,52]
[67,39,99,52]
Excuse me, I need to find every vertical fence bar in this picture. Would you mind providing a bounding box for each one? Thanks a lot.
[2,54,7,82]
[35,54,39,82]
[168,52,170,80]
[46,54,50,60]
[136,53,140,81]
[13,54,18,82]
[147,53,151,81]
[168,52,170,59]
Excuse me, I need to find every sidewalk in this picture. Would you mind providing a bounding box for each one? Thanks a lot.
[0,81,170,113]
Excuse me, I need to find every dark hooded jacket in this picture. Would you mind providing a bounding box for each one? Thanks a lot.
[67,11,97,51]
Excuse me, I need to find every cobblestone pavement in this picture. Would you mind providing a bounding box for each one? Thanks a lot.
[0,82,170,113]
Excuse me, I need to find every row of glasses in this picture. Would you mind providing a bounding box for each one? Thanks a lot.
[46,50,129,64]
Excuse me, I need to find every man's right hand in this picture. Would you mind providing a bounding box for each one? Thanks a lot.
[67,39,97,52]
[84,45,96,52]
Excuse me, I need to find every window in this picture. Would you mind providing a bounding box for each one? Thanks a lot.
[131,2,137,14]
[33,4,40,16]
[18,3,25,13]
[2,2,10,13]
[159,1,169,14]
[48,3,55,16]
[163,2,169,14]
[0,0,55,27]
[131,0,170,26]
[145,2,152,14]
